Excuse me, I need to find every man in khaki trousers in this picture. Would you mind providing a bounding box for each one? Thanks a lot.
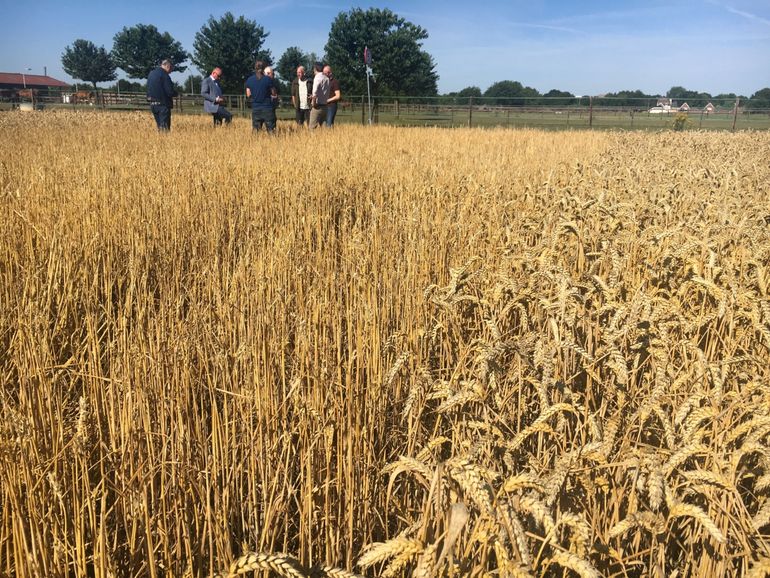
[309,62,329,129]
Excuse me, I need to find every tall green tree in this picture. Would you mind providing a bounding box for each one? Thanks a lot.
[666,86,711,108]
[192,12,271,94]
[746,88,770,110]
[483,81,540,106]
[112,24,189,79]
[324,8,438,97]
[541,89,575,106]
[457,86,482,98]
[61,39,117,89]
[276,46,309,83]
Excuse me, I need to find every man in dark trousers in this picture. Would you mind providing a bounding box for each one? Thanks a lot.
[290,66,312,126]
[201,67,232,126]
[324,65,341,127]
[146,59,177,131]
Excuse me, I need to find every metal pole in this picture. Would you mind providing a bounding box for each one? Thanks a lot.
[361,95,365,125]
[366,73,373,125]
[732,97,739,132]
[468,96,473,128]
[589,96,594,128]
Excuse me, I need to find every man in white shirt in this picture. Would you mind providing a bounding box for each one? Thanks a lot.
[291,66,312,126]
[309,62,330,129]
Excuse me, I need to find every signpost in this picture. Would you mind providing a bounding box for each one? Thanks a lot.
[364,46,373,125]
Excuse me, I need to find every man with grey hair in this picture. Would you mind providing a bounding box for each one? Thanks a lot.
[309,62,330,129]
[324,65,341,127]
[291,65,312,126]
[146,59,177,131]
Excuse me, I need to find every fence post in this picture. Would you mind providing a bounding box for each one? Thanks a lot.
[589,96,594,128]
[699,109,704,129]
[361,95,365,125]
[395,99,399,118]
[732,97,739,132]
[468,96,473,128]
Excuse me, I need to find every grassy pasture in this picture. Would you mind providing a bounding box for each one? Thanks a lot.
[1,111,770,577]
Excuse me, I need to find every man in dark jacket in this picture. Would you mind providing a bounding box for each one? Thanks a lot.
[146,59,177,131]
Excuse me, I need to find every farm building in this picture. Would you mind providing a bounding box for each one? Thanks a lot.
[703,102,716,114]
[0,72,70,101]
[678,102,690,111]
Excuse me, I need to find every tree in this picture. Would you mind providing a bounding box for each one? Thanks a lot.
[596,89,654,108]
[276,46,309,83]
[483,81,539,106]
[457,86,482,98]
[61,39,117,89]
[712,93,737,108]
[112,24,189,79]
[666,86,711,108]
[325,8,438,97]
[192,12,271,94]
[107,79,145,93]
[541,89,575,106]
[746,88,770,110]
[183,74,203,95]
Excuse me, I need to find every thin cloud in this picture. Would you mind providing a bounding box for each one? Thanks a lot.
[510,22,584,35]
[725,6,770,26]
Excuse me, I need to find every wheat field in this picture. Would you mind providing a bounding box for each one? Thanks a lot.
[1,111,769,577]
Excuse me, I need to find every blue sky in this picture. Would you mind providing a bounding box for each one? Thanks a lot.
[1,0,768,96]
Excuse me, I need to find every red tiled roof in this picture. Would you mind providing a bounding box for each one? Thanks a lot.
[0,73,70,88]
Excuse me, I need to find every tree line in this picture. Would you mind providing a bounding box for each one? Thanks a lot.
[61,8,770,110]
[61,8,437,97]
[447,84,770,110]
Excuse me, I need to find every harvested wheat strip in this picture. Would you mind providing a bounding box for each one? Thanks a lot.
[357,536,423,570]
[227,552,306,578]
[548,549,601,578]
[667,502,726,544]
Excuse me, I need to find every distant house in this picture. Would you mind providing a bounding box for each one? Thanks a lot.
[678,102,690,112]
[0,72,70,100]
[703,102,716,114]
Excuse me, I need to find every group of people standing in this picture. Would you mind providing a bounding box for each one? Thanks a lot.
[291,62,341,129]
[146,59,342,132]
